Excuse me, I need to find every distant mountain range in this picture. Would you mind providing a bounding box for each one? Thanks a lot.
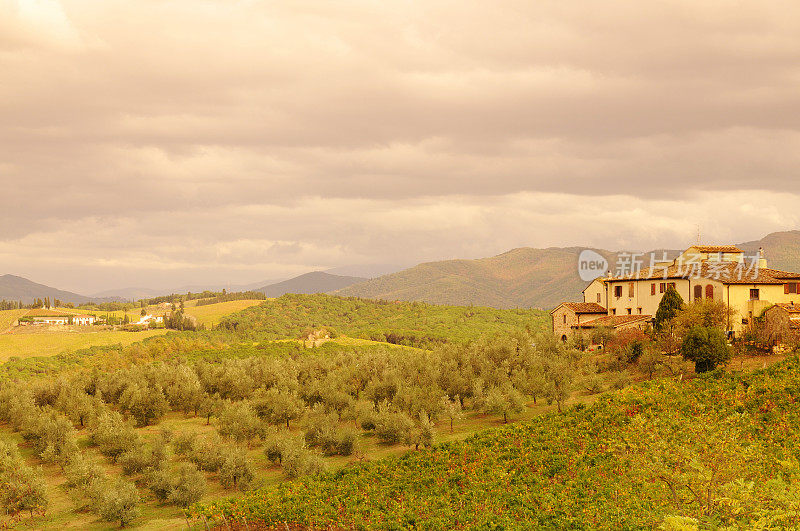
[0,274,102,305]
[0,271,367,305]
[4,231,799,309]
[91,278,286,301]
[256,272,367,297]
[337,230,800,309]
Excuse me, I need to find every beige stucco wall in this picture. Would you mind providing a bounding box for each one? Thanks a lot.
[583,279,606,307]
[722,284,800,333]
[605,278,692,318]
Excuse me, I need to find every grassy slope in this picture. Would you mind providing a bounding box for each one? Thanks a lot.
[218,294,549,344]
[0,329,168,362]
[0,309,27,332]
[182,299,264,327]
[195,357,800,529]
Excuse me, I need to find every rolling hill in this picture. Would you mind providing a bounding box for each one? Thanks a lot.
[0,274,97,304]
[257,271,366,297]
[336,247,615,310]
[337,230,800,309]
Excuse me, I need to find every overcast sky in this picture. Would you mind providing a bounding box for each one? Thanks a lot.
[2,0,799,294]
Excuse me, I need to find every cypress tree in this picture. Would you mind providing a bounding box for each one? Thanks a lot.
[655,286,684,331]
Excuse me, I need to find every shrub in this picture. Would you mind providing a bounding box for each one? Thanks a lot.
[119,383,169,427]
[263,428,304,465]
[21,410,79,467]
[219,446,254,491]
[188,433,225,472]
[681,325,731,373]
[373,402,414,444]
[172,431,197,456]
[0,440,48,518]
[281,444,327,479]
[64,453,105,489]
[217,401,264,444]
[90,411,138,463]
[97,479,141,528]
[146,468,173,503]
[168,463,207,508]
[119,440,166,476]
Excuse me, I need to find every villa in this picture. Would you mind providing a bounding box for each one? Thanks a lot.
[552,245,800,341]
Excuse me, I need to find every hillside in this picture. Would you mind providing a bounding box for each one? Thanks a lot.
[0,274,97,304]
[257,271,366,297]
[337,230,800,309]
[336,247,616,310]
[194,357,800,529]
[739,230,800,272]
[217,293,548,346]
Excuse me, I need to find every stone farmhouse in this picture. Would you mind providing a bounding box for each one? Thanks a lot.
[552,245,800,341]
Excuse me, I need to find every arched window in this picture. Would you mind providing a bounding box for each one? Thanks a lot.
[561,335,568,342]
[705,285,714,300]
[694,285,703,300]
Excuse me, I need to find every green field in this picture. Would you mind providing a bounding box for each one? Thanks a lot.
[181,299,264,328]
[0,329,167,362]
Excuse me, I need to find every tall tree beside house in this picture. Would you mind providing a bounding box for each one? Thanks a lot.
[655,286,684,331]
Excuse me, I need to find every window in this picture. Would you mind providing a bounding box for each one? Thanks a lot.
[750,288,760,300]
[611,309,616,315]
[668,282,676,291]
[597,293,601,303]
[705,285,714,300]
[785,283,799,294]
[694,285,703,300]
[614,285,622,298]
[637,307,643,314]
[651,283,656,295]
[659,283,666,293]
[627,308,632,315]
[563,314,567,324]
[628,282,635,297]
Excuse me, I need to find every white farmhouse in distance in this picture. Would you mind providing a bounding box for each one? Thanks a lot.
[73,315,96,326]
[136,315,164,326]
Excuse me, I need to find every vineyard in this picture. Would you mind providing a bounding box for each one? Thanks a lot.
[193,356,800,529]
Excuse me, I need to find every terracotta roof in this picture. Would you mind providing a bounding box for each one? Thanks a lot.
[563,302,607,314]
[607,263,800,285]
[688,245,744,253]
[577,314,652,328]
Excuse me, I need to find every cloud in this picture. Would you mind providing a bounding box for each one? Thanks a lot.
[0,0,799,291]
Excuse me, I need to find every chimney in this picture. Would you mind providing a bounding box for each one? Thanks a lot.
[758,247,767,269]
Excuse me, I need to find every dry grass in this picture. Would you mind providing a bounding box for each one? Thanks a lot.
[0,309,27,333]
[0,328,167,363]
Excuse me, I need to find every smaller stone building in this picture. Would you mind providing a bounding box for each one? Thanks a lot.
[550,302,608,341]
